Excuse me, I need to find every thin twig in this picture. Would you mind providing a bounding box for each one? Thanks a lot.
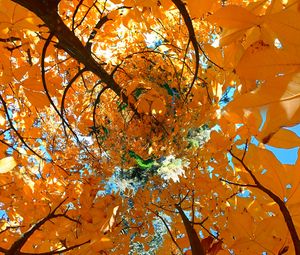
[148,207,184,255]
[220,178,257,188]
[0,94,46,160]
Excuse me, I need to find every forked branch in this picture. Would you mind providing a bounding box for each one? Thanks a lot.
[1,198,89,255]
[229,147,300,254]
[12,0,132,111]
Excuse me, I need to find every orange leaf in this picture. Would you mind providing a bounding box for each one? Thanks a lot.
[151,98,166,116]
[24,89,49,109]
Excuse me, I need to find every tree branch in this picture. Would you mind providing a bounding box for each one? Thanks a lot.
[41,34,96,158]
[12,0,133,111]
[19,240,90,255]
[191,217,221,241]
[148,207,184,255]
[175,203,205,255]
[86,15,110,51]
[0,94,46,161]
[0,247,8,253]
[171,0,199,102]
[229,149,300,254]
[220,178,257,188]
[71,0,84,31]
[0,37,21,43]
[4,198,85,255]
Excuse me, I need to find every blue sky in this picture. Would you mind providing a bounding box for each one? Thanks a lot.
[267,124,300,165]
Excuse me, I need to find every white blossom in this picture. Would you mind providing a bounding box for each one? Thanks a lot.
[157,156,189,182]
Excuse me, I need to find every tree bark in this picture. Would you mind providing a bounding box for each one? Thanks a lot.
[175,204,205,255]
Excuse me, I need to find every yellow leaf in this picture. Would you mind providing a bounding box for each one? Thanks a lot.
[265,10,300,46]
[236,41,300,80]
[203,44,223,68]
[187,0,214,18]
[226,73,300,139]
[229,237,258,253]
[135,0,156,7]
[0,157,17,173]
[208,5,259,29]
[0,114,5,126]
[227,210,254,240]
[14,66,28,81]
[244,146,287,199]
[285,151,300,205]
[266,128,300,148]
[160,0,173,9]
[219,27,247,46]
[176,237,190,248]
[223,42,244,68]
[100,205,119,233]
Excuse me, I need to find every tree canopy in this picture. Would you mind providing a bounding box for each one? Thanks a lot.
[0,0,300,254]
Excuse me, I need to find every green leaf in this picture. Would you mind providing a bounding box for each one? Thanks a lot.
[128,150,154,169]
[117,102,128,111]
[133,88,148,99]
[162,83,179,98]
[102,126,109,136]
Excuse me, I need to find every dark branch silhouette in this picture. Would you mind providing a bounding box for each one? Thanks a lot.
[12,0,133,111]
[171,0,200,102]
[175,203,205,255]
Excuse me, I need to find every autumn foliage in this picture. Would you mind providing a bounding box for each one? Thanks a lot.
[0,0,300,254]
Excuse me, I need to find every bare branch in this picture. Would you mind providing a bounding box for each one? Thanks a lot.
[197,42,223,70]
[72,0,84,31]
[191,217,221,241]
[60,68,86,118]
[0,225,23,235]
[178,190,190,205]
[0,247,8,253]
[151,202,178,214]
[86,15,110,51]
[0,181,15,189]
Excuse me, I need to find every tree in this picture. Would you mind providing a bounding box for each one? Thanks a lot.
[0,0,300,254]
